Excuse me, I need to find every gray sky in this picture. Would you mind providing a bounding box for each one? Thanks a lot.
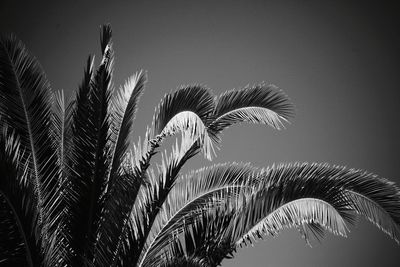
[1,0,399,266]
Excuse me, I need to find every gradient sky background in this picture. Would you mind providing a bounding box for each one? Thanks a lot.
[1,0,400,266]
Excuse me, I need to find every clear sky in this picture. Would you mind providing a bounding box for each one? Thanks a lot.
[1,0,399,266]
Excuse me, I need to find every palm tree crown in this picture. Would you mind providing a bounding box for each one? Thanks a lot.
[0,24,399,267]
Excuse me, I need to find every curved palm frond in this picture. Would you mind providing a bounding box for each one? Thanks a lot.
[109,85,218,265]
[150,162,400,266]
[140,163,261,266]
[0,126,41,266]
[0,34,60,256]
[237,198,348,246]
[152,85,216,159]
[115,133,200,266]
[234,163,400,247]
[209,83,293,138]
[108,70,146,188]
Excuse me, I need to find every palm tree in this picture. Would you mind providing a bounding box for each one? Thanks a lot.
[0,24,399,267]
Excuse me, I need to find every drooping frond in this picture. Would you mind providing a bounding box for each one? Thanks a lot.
[209,83,293,137]
[150,162,400,265]
[237,198,348,246]
[152,85,216,159]
[158,198,347,267]
[0,34,59,254]
[140,163,262,267]
[233,163,400,247]
[0,126,41,266]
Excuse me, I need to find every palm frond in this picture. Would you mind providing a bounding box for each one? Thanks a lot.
[209,83,293,138]
[108,70,146,188]
[345,190,400,243]
[149,162,400,265]
[93,71,146,266]
[152,85,216,159]
[0,126,41,266]
[79,24,114,263]
[94,164,143,267]
[232,163,400,247]
[237,198,348,246]
[65,23,115,264]
[118,133,200,266]
[140,163,261,266]
[48,90,76,266]
[52,90,72,183]
[0,34,60,254]
[61,54,94,265]
[150,206,237,267]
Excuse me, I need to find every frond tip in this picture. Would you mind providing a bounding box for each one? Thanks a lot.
[345,190,400,243]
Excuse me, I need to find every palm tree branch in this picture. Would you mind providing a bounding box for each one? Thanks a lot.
[140,184,250,266]
[83,31,114,261]
[61,54,95,265]
[118,137,200,266]
[0,34,59,251]
[140,163,263,266]
[0,127,41,266]
[236,198,348,246]
[93,71,146,266]
[107,70,146,188]
[152,85,216,159]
